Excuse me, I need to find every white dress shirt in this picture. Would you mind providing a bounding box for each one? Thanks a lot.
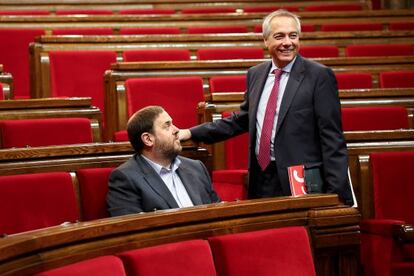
[142,155,194,208]
[255,57,296,160]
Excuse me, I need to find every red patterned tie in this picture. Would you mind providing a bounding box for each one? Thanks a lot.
[258,69,283,171]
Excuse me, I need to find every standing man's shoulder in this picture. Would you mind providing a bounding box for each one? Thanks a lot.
[300,55,333,73]
[248,60,272,74]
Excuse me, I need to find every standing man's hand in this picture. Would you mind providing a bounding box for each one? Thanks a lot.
[178,129,192,141]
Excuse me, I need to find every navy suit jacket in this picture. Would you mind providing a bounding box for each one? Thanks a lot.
[191,56,354,205]
[107,154,220,216]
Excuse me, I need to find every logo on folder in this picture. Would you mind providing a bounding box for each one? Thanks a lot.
[287,165,307,196]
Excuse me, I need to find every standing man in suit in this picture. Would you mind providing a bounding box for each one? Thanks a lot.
[179,9,354,206]
[107,105,220,217]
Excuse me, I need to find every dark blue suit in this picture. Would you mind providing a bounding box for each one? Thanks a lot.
[191,56,354,205]
[107,154,220,216]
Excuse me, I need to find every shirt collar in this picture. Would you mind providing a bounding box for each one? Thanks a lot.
[141,154,181,174]
[269,56,297,75]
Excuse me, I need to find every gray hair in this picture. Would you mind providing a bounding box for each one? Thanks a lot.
[262,9,302,39]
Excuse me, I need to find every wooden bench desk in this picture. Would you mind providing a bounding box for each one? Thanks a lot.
[0,194,360,276]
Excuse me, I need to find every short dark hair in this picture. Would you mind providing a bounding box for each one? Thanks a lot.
[127,105,164,153]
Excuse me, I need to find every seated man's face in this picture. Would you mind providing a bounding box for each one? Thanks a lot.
[152,111,182,158]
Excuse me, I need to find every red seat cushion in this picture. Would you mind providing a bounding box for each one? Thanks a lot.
[77,167,114,221]
[187,26,248,34]
[212,169,247,201]
[113,130,128,142]
[341,106,409,131]
[345,44,414,57]
[321,23,383,32]
[52,28,113,35]
[304,4,363,11]
[299,45,339,58]
[181,7,236,14]
[55,9,113,15]
[34,256,126,276]
[0,172,79,235]
[0,28,45,99]
[0,83,3,100]
[335,72,373,89]
[123,49,191,62]
[244,6,299,13]
[208,227,316,276]
[125,77,205,128]
[118,240,217,276]
[197,48,264,60]
[49,50,117,117]
[370,151,414,223]
[119,9,175,15]
[0,118,93,148]
[380,70,414,88]
[389,22,414,31]
[119,27,181,35]
[209,75,246,93]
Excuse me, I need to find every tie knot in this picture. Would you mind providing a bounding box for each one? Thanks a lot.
[273,69,283,79]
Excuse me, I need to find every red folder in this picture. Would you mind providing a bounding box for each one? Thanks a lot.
[287,165,307,196]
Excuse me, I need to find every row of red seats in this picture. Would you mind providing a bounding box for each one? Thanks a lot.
[0,4,366,16]
[2,40,413,100]
[35,227,315,276]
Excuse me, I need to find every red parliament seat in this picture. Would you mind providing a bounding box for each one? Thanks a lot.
[389,22,414,31]
[299,45,339,58]
[113,77,205,141]
[0,117,94,148]
[197,48,264,60]
[208,226,316,276]
[118,240,217,276]
[77,167,114,221]
[321,23,383,32]
[187,26,248,34]
[119,8,175,15]
[122,49,191,62]
[119,27,181,35]
[335,72,373,89]
[181,7,236,14]
[243,6,299,13]
[380,70,414,88]
[360,151,414,276]
[52,28,114,35]
[341,106,409,131]
[212,111,248,201]
[0,172,79,235]
[34,256,126,276]
[49,50,117,120]
[345,44,414,57]
[0,28,45,99]
[0,83,3,100]
[55,9,113,15]
[209,75,246,93]
[304,4,363,11]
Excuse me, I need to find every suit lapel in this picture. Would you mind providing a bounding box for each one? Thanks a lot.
[176,161,203,205]
[276,56,305,134]
[135,155,179,209]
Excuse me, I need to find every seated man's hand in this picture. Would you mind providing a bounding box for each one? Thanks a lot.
[178,129,192,141]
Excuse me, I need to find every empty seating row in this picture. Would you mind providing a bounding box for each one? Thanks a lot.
[103,58,414,141]
[36,227,316,276]
[0,192,359,276]
[0,1,370,15]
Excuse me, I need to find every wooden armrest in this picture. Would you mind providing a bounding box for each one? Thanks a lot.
[393,224,414,243]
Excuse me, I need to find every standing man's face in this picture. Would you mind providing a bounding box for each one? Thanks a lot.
[152,111,182,159]
[264,16,300,68]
